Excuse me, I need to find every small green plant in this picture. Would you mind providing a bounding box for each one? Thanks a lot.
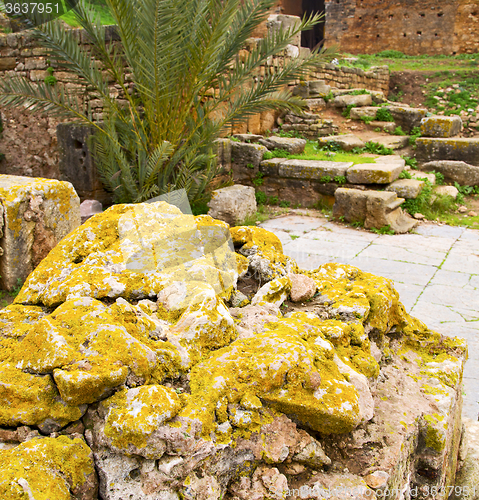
[320,175,332,183]
[229,136,241,142]
[252,172,264,186]
[246,163,255,169]
[376,108,394,122]
[371,225,395,235]
[454,181,479,195]
[267,148,291,158]
[393,126,406,136]
[402,156,418,169]
[334,175,347,185]
[363,142,394,155]
[255,190,267,205]
[360,116,375,125]
[351,220,364,228]
[291,234,299,240]
[399,170,412,179]
[350,89,370,95]
[409,127,422,147]
[432,171,445,185]
[268,195,278,205]
[342,104,356,118]
[44,67,57,86]
[279,200,291,208]
[338,215,345,222]
[374,127,381,132]
[319,141,342,152]
[262,151,273,160]
[323,90,334,103]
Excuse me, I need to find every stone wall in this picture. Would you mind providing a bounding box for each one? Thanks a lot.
[0,21,388,188]
[276,0,479,55]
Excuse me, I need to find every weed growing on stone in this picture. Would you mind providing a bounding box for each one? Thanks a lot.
[402,156,418,169]
[408,127,422,147]
[376,108,394,122]
[252,172,264,186]
[454,182,479,196]
[342,104,356,118]
[402,180,458,221]
[333,176,347,185]
[371,225,395,235]
[279,200,291,208]
[255,191,267,205]
[360,116,375,125]
[399,170,412,179]
[361,142,394,155]
[393,126,406,136]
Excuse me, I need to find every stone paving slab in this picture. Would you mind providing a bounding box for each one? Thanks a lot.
[259,213,479,419]
[358,242,446,266]
[283,238,370,261]
[348,256,437,287]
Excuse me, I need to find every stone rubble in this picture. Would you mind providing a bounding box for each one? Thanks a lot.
[0,201,468,500]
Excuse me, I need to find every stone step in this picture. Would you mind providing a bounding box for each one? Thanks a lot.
[333,187,417,234]
[420,115,462,138]
[318,134,365,151]
[350,107,379,120]
[385,106,427,133]
[386,179,425,199]
[259,158,353,179]
[369,135,409,150]
[346,162,404,184]
[333,94,373,108]
[421,160,479,186]
[416,137,479,166]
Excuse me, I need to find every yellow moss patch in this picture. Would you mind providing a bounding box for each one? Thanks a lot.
[103,385,182,453]
[0,436,95,500]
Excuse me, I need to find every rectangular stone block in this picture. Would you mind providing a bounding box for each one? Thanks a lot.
[386,179,425,199]
[346,162,404,184]
[416,138,479,166]
[278,159,352,180]
[420,116,462,138]
[0,175,80,291]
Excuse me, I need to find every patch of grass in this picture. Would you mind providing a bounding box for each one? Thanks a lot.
[333,175,347,185]
[402,156,418,169]
[289,141,377,165]
[252,172,264,186]
[342,104,357,118]
[454,182,479,196]
[393,126,406,136]
[255,190,267,205]
[360,116,375,125]
[399,170,412,179]
[409,127,422,147]
[237,204,270,226]
[276,128,305,139]
[371,225,395,235]
[279,200,291,208]
[290,234,300,240]
[360,142,394,155]
[376,108,394,122]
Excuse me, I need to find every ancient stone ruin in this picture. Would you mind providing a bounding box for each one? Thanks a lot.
[0,200,469,499]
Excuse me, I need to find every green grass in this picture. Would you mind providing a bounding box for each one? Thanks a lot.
[61,0,115,26]
[288,141,377,165]
[342,52,479,73]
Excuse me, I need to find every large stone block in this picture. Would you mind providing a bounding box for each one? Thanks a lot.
[57,122,112,204]
[207,184,257,226]
[421,160,479,186]
[386,179,424,199]
[333,187,418,233]
[346,162,404,184]
[318,134,365,152]
[0,175,80,291]
[387,106,427,133]
[416,138,479,166]
[231,141,268,169]
[350,107,378,120]
[333,94,372,108]
[258,136,306,154]
[421,115,462,138]
[214,138,232,173]
[372,135,409,150]
[278,159,352,180]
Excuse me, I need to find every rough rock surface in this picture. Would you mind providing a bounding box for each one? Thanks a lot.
[318,134,365,151]
[0,174,81,291]
[258,136,306,154]
[421,115,462,138]
[0,201,468,500]
[334,94,373,108]
[421,160,479,186]
[346,162,404,184]
[416,138,479,166]
[207,184,257,226]
[387,106,427,133]
[386,179,424,199]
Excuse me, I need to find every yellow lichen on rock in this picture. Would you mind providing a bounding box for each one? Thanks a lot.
[102,385,182,454]
[0,436,96,500]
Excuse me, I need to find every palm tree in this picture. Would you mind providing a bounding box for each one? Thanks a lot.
[0,0,330,204]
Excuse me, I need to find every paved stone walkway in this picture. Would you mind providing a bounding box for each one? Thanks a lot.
[259,213,479,420]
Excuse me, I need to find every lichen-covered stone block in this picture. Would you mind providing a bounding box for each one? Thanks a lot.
[421,115,462,138]
[386,178,424,199]
[416,138,479,166]
[421,160,479,186]
[334,94,372,107]
[207,184,257,226]
[346,162,404,184]
[258,136,306,154]
[318,134,365,151]
[350,106,378,120]
[278,159,352,179]
[0,175,80,291]
[387,106,427,133]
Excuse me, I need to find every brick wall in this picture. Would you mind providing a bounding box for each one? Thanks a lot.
[276,0,479,55]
